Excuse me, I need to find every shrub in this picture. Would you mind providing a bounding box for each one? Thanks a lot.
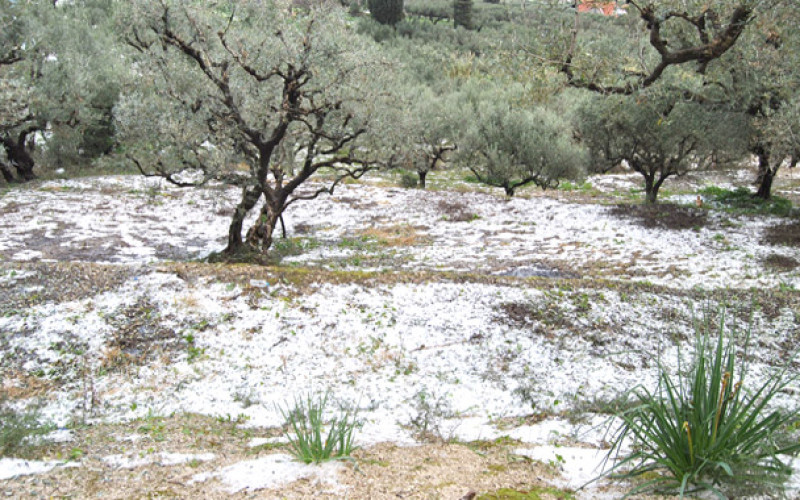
[368,0,404,25]
[357,17,397,43]
[602,309,800,498]
[404,388,457,442]
[279,393,360,464]
[453,0,473,30]
[348,1,361,16]
[400,170,418,188]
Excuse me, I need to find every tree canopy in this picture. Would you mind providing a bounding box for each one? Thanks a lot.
[1,0,123,182]
[116,0,401,256]
[576,87,749,203]
[456,83,587,197]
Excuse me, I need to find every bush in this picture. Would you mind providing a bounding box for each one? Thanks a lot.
[602,309,800,498]
[405,388,457,442]
[400,170,418,188]
[279,393,360,464]
[368,0,404,25]
[348,1,361,16]
[357,17,397,43]
[453,0,473,30]
[404,0,451,21]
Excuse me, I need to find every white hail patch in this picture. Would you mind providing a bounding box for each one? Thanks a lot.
[0,174,797,289]
[188,454,343,494]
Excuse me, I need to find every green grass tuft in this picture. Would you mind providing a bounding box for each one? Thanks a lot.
[279,392,360,464]
[477,486,575,499]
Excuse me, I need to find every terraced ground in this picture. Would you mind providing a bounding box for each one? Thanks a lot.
[1,166,799,499]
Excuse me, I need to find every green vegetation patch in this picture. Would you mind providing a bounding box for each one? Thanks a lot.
[602,307,800,498]
[279,392,359,464]
[270,236,322,261]
[699,186,793,217]
[557,181,595,194]
[0,402,54,457]
[477,486,575,500]
[466,435,523,452]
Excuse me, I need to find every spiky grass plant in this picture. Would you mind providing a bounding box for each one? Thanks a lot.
[279,393,359,464]
[604,309,800,498]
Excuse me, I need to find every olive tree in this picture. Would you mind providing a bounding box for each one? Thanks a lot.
[562,0,756,95]
[368,0,404,25]
[559,0,799,200]
[392,85,459,188]
[752,93,800,198]
[455,84,587,197]
[36,1,123,169]
[0,0,36,182]
[576,90,749,204]
[1,0,123,183]
[722,3,800,199]
[116,1,399,257]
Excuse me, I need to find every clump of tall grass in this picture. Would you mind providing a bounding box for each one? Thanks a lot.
[603,309,800,498]
[279,392,359,464]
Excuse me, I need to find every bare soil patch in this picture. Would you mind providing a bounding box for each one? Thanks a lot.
[0,414,567,500]
[762,253,799,271]
[0,262,136,314]
[438,200,479,222]
[496,302,538,328]
[763,220,800,247]
[609,203,708,231]
[357,224,430,247]
[23,227,133,262]
[102,298,185,372]
[331,442,561,500]
[0,371,54,400]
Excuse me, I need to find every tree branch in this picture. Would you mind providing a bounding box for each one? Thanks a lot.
[283,159,376,209]
[126,154,212,188]
[563,3,754,94]
[0,49,22,66]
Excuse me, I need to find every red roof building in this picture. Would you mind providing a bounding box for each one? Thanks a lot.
[576,0,625,16]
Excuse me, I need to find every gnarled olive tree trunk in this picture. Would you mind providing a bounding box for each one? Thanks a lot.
[1,132,37,182]
[753,146,782,201]
[226,187,262,254]
[245,199,283,254]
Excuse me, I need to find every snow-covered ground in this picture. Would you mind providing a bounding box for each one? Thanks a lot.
[1,173,799,498]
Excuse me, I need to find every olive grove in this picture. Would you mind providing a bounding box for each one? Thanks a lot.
[558,0,800,202]
[116,0,401,257]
